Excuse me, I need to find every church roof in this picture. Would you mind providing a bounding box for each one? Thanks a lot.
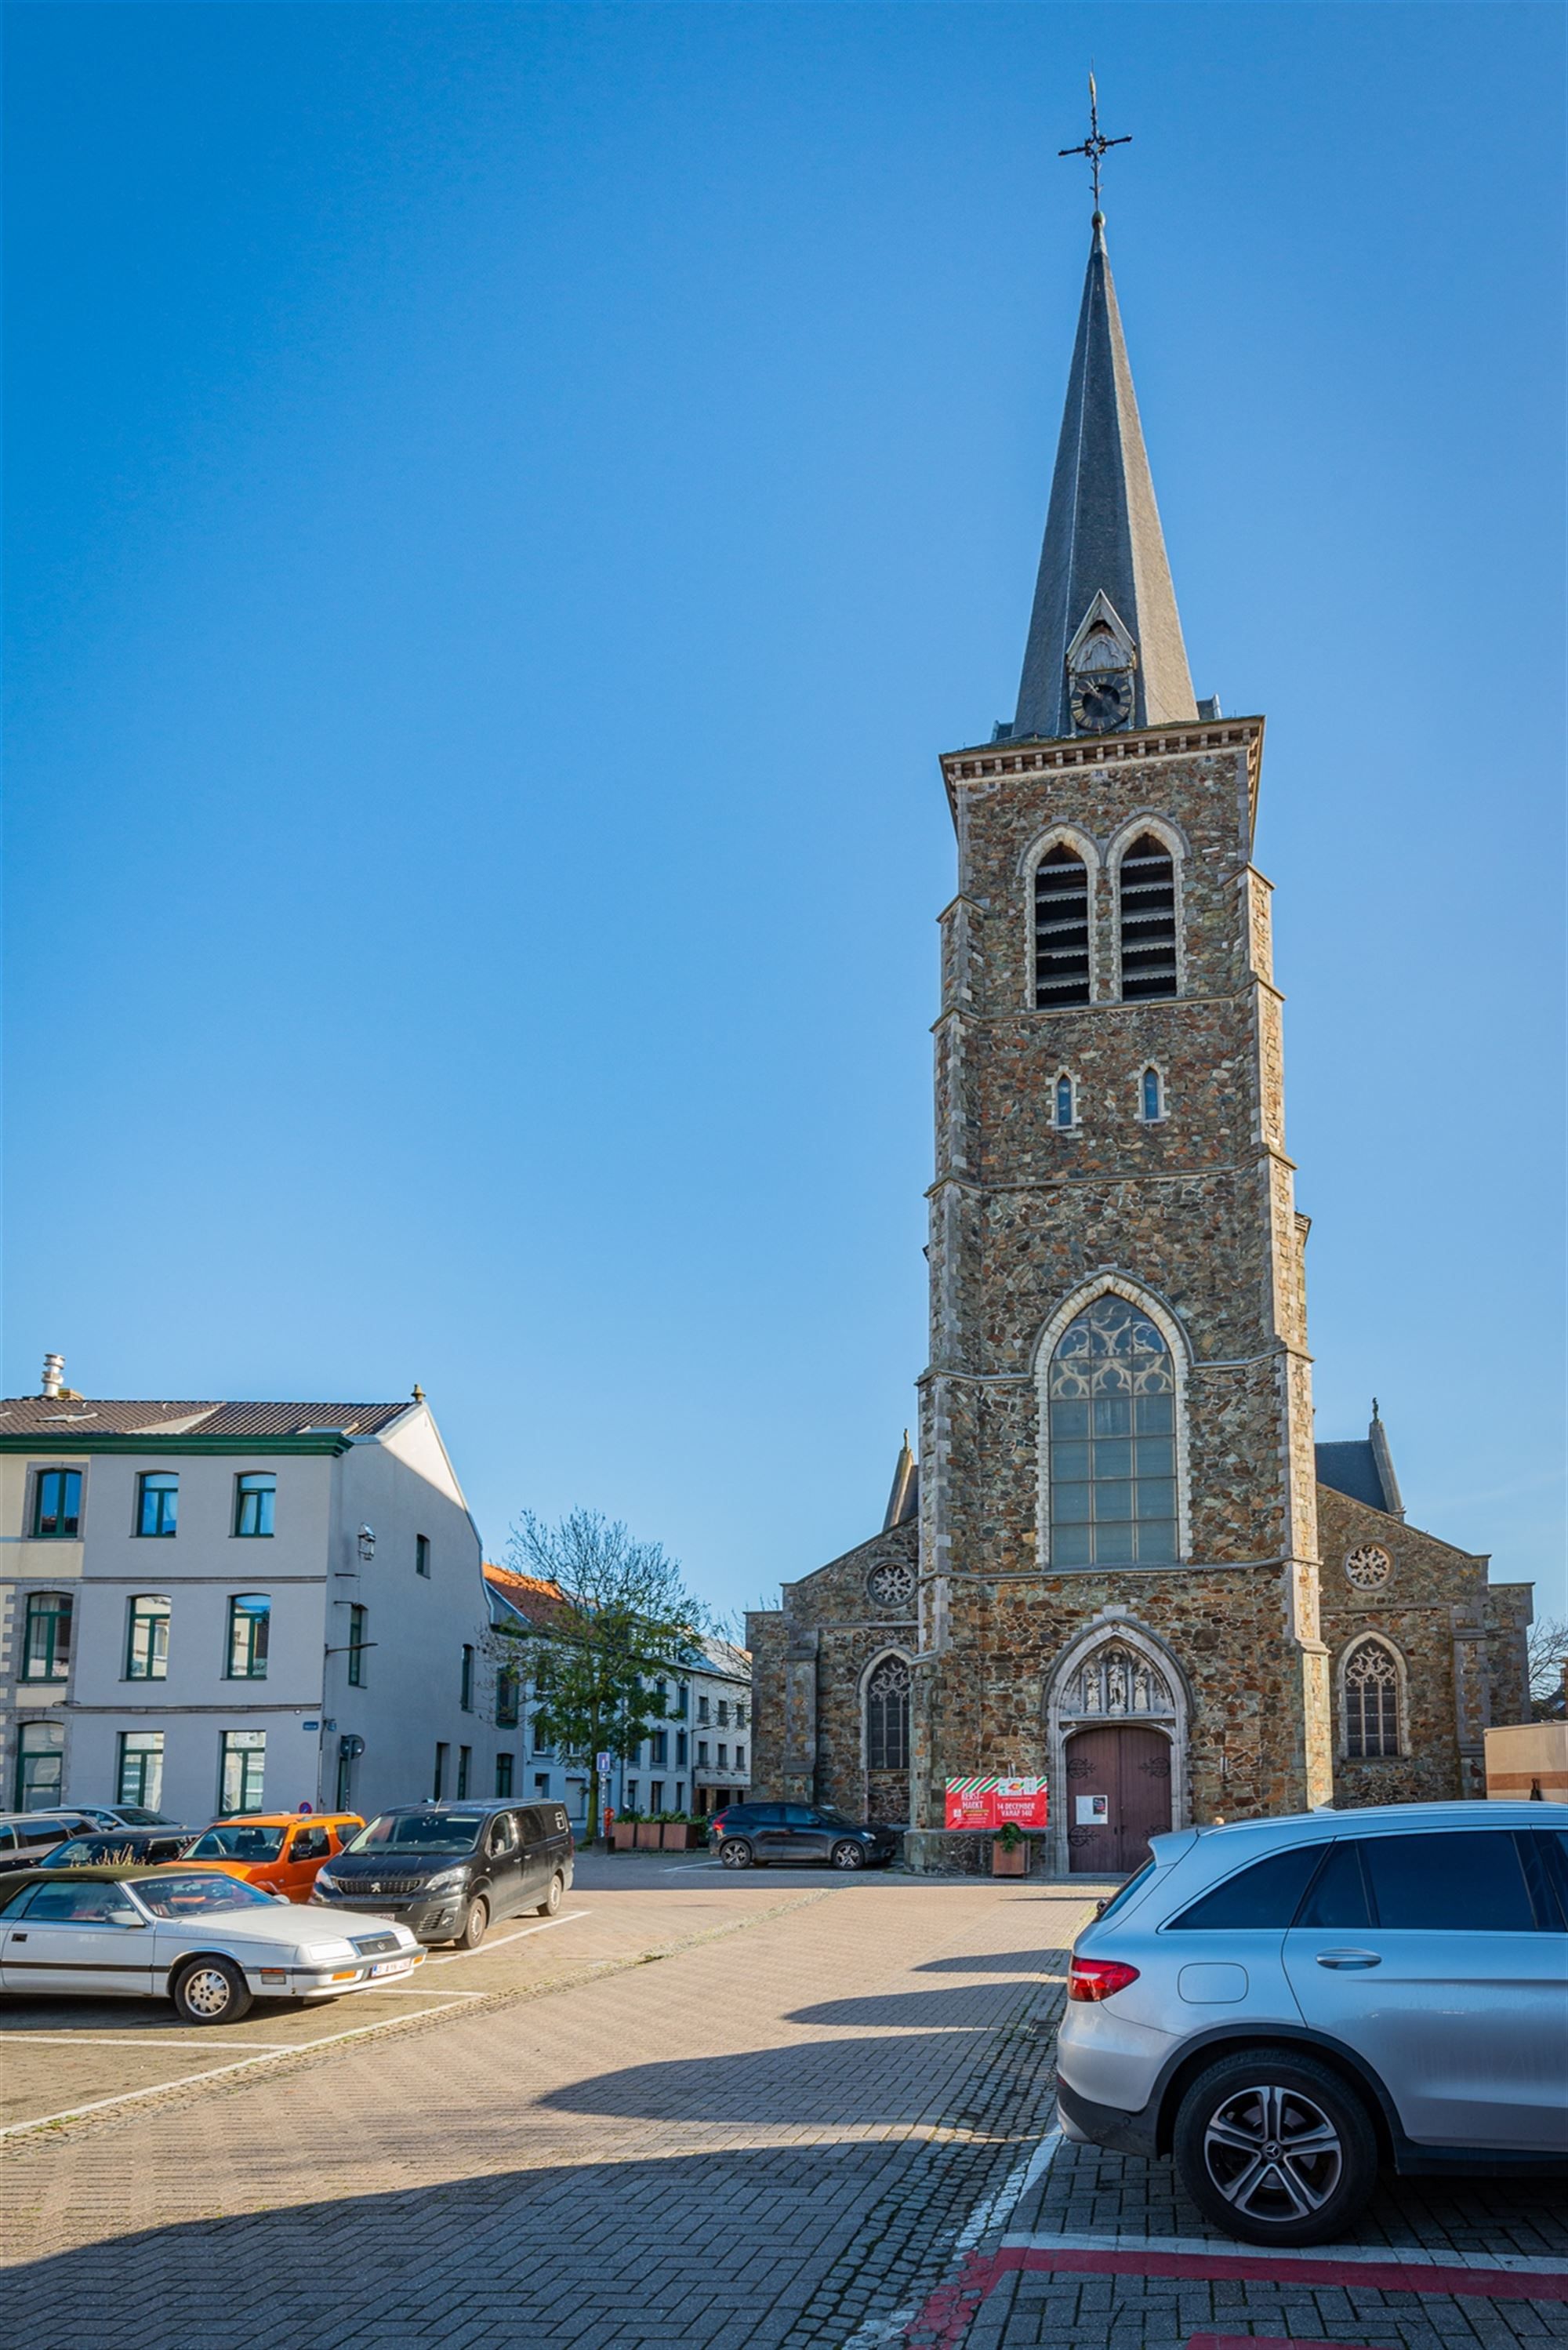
[1316,1407,1405,1520]
[884,1433,919,1530]
[1014,217,1196,742]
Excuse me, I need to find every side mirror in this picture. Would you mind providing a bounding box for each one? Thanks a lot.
[111,1913,149,1930]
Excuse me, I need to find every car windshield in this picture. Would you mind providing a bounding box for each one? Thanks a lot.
[134,1874,280,1918]
[346,1813,486,1854]
[113,1808,170,1827]
[186,1825,287,1861]
[815,1808,858,1828]
[45,1839,140,1866]
[1093,1857,1158,1925]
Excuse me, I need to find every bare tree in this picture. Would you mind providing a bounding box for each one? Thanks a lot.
[1526,1614,1568,1719]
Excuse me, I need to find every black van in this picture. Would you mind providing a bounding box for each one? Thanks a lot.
[308,1800,574,1948]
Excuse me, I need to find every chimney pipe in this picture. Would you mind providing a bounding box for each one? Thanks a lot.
[41,1353,64,1400]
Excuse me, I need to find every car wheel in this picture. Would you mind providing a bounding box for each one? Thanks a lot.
[830,1840,867,1870]
[452,1894,490,1951]
[172,1956,252,2026]
[1172,2048,1379,2246]
[720,1838,753,1869]
[536,1872,564,1917]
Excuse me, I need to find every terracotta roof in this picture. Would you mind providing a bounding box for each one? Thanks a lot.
[483,1564,579,1632]
[0,1398,412,1437]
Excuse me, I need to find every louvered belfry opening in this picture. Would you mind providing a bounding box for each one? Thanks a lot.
[1034,845,1091,1008]
[1119,834,1178,999]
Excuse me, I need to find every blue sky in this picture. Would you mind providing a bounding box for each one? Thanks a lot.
[5,4,1563,1622]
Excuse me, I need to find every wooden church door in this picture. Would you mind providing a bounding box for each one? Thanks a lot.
[1064,1724,1171,1874]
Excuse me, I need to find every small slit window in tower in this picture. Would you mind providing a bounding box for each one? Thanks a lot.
[1054,1074,1075,1130]
[1142,1066,1163,1122]
[1119,835,1178,1000]
[1034,846,1091,1008]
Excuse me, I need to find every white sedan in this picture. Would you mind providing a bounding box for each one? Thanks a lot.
[0,1867,423,2024]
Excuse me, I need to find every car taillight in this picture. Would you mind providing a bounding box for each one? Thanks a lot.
[1067,1956,1140,2003]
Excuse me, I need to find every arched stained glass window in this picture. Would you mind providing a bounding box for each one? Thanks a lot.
[1054,1074,1076,1130]
[1142,1066,1163,1122]
[1034,845,1091,1008]
[1047,1295,1177,1567]
[1344,1639,1401,1758]
[866,1655,911,1772]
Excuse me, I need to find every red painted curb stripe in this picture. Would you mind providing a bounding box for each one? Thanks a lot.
[900,2247,1568,2347]
[1188,2337,1382,2350]
[1002,2247,1568,2301]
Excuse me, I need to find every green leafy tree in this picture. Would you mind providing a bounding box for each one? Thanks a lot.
[494,1510,706,1843]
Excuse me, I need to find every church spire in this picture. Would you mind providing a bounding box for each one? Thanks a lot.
[1013,210,1197,742]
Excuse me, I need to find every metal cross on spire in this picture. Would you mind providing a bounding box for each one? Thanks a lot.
[1057,71,1131,219]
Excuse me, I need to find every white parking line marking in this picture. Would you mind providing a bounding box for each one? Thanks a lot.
[0,1997,471,2138]
[956,2121,1065,2251]
[0,2034,299,2052]
[426,1909,590,1965]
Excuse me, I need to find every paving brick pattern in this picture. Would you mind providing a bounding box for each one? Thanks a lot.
[2,1867,1562,2350]
[1,1876,1091,2347]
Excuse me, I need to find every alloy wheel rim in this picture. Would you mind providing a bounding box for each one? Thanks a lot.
[1203,2083,1343,2222]
[183,1968,232,2018]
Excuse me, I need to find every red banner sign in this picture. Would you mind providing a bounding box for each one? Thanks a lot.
[944,1776,1048,1831]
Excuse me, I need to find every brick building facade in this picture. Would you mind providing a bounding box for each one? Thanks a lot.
[748,213,1530,1869]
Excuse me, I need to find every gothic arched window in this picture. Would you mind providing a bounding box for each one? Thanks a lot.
[1118,834,1178,1000]
[1054,1073,1076,1131]
[1034,845,1091,1009]
[1141,1066,1164,1122]
[1047,1295,1177,1567]
[866,1654,911,1772]
[1343,1638,1402,1759]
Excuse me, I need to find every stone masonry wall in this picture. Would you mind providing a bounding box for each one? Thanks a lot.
[1316,1484,1524,1807]
[917,728,1329,1837]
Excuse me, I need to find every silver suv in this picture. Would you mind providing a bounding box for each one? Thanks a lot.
[1058,1802,1568,2245]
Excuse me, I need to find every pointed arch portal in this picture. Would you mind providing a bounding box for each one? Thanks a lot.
[1044,1618,1189,1875]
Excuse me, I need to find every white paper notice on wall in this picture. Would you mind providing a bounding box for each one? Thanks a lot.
[1074,1794,1109,1825]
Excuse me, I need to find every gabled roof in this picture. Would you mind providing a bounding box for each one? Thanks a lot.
[1316,1407,1405,1520]
[1014,218,1196,742]
[0,1397,411,1439]
[482,1563,579,1633]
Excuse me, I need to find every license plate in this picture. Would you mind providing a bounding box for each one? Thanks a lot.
[372,1959,411,1978]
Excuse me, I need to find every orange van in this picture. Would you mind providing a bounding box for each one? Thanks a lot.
[180,1814,365,1902]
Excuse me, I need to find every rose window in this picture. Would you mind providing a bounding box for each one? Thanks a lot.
[1344,1545,1391,1591]
[868,1561,916,1607]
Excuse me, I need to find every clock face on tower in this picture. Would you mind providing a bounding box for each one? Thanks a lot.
[1069,666,1134,732]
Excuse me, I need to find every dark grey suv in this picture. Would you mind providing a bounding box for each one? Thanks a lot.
[309,1801,573,1947]
[711,1803,900,1871]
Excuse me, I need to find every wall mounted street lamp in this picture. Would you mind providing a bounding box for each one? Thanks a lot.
[357,1524,376,1564]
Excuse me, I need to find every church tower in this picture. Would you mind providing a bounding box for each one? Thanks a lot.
[912,202,1334,1868]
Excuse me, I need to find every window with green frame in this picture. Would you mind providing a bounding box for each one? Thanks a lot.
[347,1604,368,1687]
[219,1729,266,1814]
[234,1473,275,1538]
[136,1473,179,1537]
[31,1469,82,1538]
[495,1753,515,1796]
[22,1592,72,1681]
[117,1731,165,1808]
[495,1668,519,1728]
[226,1593,270,1679]
[15,1720,64,1810]
[459,1644,474,1712]
[125,1594,171,1680]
